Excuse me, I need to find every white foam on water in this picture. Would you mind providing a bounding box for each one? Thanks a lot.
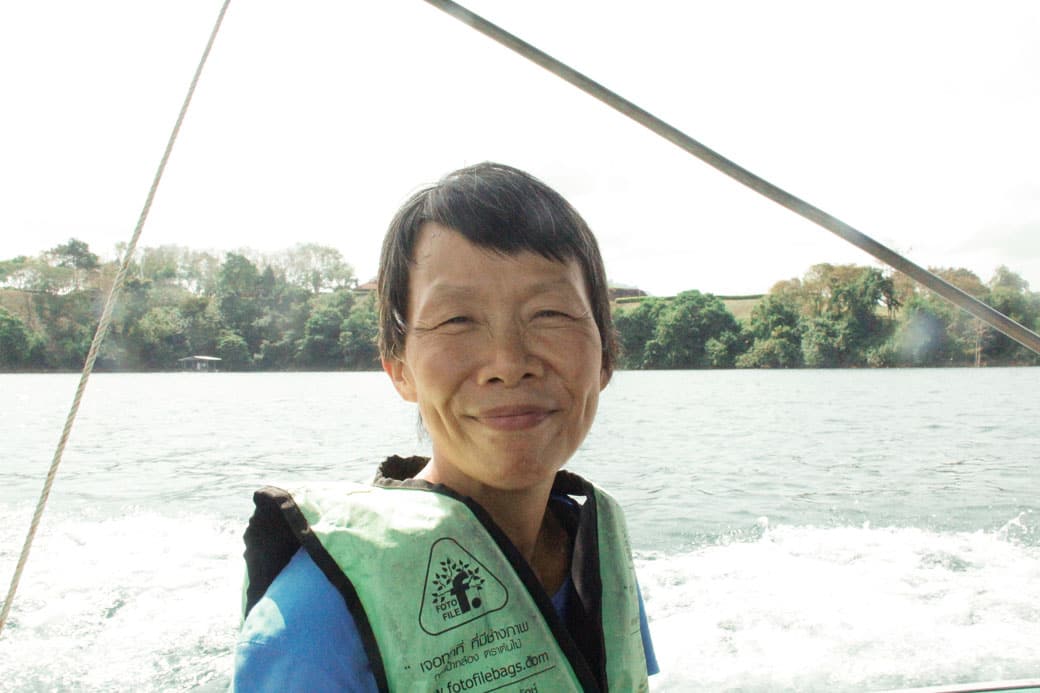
[639,521,1040,692]
[0,507,241,691]
[2,506,1038,691]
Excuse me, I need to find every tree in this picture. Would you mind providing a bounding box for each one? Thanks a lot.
[282,244,355,294]
[48,238,100,290]
[139,245,181,284]
[180,293,221,357]
[990,265,1030,294]
[130,306,188,368]
[613,298,667,369]
[984,266,1039,364]
[0,307,33,368]
[340,296,380,370]
[795,265,896,367]
[252,266,310,361]
[49,238,100,271]
[257,332,298,370]
[1,254,74,294]
[800,315,847,367]
[887,297,957,365]
[24,287,102,369]
[0,256,31,287]
[887,267,990,366]
[216,330,251,370]
[737,334,803,368]
[217,253,263,351]
[737,293,803,368]
[298,305,345,367]
[643,291,746,369]
[179,248,221,295]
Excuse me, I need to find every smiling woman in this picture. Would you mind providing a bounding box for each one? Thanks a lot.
[4,2,1040,691]
[233,162,658,692]
[386,225,607,501]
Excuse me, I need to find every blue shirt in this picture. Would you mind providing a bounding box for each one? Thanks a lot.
[234,548,659,691]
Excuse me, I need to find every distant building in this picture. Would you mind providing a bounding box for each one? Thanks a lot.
[609,286,647,301]
[355,279,378,295]
[178,355,222,371]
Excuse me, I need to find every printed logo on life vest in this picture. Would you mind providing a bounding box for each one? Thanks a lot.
[419,538,508,635]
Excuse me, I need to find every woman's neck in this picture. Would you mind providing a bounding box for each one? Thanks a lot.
[416,462,570,592]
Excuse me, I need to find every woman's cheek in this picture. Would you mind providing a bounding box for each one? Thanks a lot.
[422,336,480,376]
[536,325,601,357]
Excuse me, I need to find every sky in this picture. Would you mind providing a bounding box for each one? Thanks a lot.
[1,1,1038,297]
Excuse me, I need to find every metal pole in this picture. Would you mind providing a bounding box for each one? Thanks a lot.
[423,0,1040,357]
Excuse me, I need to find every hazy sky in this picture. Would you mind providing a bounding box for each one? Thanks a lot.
[2,1,1038,296]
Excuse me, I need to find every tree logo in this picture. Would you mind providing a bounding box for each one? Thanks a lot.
[419,538,508,635]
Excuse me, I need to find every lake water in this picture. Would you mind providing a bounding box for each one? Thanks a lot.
[0,369,1038,691]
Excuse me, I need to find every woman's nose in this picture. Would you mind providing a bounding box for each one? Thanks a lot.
[477,323,544,386]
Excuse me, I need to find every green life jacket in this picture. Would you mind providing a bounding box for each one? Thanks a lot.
[242,456,649,692]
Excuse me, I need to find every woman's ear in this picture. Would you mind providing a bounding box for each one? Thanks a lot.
[382,357,417,402]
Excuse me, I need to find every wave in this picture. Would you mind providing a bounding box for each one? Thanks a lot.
[637,518,1040,692]
[1,507,1037,691]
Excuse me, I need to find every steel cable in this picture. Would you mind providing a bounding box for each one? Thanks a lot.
[0,0,234,637]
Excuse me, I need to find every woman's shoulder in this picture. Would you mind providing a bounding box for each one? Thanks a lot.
[244,548,346,634]
[233,548,377,691]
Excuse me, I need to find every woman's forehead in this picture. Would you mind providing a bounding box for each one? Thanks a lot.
[411,224,580,280]
[405,225,586,305]
[418,276,585,303]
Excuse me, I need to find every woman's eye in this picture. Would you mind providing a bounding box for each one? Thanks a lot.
[534,309,570,320]
[439,316,471,327]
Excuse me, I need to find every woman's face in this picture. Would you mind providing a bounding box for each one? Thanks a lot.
[384,222,607,497]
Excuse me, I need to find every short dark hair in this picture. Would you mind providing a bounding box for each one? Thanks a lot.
[378,162,617,376]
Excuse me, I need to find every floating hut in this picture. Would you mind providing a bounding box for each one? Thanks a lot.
[177,355,222,372]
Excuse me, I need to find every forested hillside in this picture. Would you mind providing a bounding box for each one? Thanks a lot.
[2,240,1038,370]
[0,240,377,371]
[615,264,1040,368]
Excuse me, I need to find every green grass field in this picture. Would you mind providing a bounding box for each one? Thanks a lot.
[614,293,763,323]
[720,296,761,322]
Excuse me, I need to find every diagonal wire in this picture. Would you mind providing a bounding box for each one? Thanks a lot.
[423,0,1040,357]
[0,0,233,638]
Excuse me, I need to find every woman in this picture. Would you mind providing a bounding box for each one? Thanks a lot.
[234,163,658,691]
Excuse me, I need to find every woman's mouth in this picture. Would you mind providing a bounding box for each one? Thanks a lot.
[472,406,554,431]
